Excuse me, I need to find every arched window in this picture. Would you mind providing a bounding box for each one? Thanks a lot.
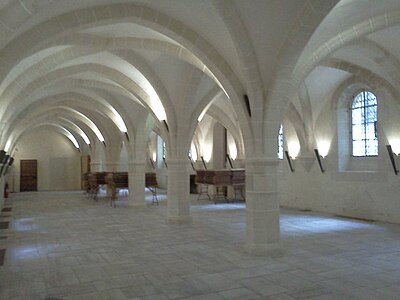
[162,140,166,159]
[352,90,378,156]
[277,124,284,159]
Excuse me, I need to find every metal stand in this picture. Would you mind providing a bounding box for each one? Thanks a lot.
[213,186,228,204]
[197,184,211,201]
[233,184,245,201]
[148,186,159,205]
[109,186,117,208]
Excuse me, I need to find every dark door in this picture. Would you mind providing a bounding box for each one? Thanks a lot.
[81,155,90,189]
[20,160,37,191]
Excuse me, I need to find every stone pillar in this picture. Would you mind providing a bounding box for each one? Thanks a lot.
[245,157,281,255]
[167,159,192,224]
[104,162,119,172]
[128,161,146,207]
[104,162,119,197]
[90,161,102,172]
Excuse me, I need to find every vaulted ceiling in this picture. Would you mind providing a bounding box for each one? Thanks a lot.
[0,0,399,158]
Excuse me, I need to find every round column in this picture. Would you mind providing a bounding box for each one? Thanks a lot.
[167,159,192,224]
[128,161,146,207]
[245,157,281,255]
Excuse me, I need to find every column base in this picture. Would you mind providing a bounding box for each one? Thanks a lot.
[167,215,193,224]
[245,241,282,256]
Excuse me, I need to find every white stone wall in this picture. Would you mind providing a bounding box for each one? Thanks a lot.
[11,128,81,192]
[279,88,400,224]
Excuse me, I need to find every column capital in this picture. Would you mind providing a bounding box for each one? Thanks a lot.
[245,157,280,165]
[128,160,146,167]
[166,158,190,164]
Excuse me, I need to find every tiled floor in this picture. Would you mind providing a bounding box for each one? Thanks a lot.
[1,190,400,299]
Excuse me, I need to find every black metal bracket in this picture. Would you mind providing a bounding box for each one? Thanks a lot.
[163,120,169,132]
[386,145,398,175]
[163,157,168,169]
[226,154,234,169]
[243,94,251,117]
[314,149,325,173]
[149,158,155,169]
[285,150,294,172]
[201,156,207,170]
[188,155,196,171]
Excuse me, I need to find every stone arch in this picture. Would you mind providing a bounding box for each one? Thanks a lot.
[207,106,244,159]
[212,0,263,152]
[263,1,340,156]
[9,117,89,155]
[294,10,400,87]
[1,35,211,93]
[0,63,166,141]
[333,75,389,171]
[0,3,252,145]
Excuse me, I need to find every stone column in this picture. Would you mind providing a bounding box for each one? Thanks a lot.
[245,157,281,255]
[128,161,146,207]
[104,162,119,197]
[104,162,119,172]
[167,159,192,224]
[90,161,102,172]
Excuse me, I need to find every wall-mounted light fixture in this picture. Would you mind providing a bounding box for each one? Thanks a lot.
[226,154,234,169]
[314,149,325,173]
[228,143,237,160]
[163,157,168,169]
[0,151,7,176]
[188,155,196,171]
[284,150,294,172]
[149,158,155,169]
[200,156,207,170]
[1,154,10,176]
[0,150,6,164]
[4,157,14,175]
[386,145,398,175]
[203,144,212,163]
[163,120,169,132]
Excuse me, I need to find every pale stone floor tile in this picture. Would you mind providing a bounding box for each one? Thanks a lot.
[219,265,272,280]
[66,292,104,300]
[46,282,97,298]
[262,293,297,300]
[239,275,288,296]
[181,293,224,300]
[218,287,260,299]
[376,284,400,300]
[340,287,398,300]
[99,288,130,300]
[132,294,170,300]
[262,271,316,291]
[1,191,400,299]
[286,285,332,299]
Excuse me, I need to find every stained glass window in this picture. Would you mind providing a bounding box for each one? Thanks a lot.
[352,90,378,156]
[277,124,284,159]
[162,140,166,159]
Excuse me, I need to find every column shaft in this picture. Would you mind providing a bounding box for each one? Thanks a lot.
[245,157,281,254]
[167,159,191,224]
[128,161,146,207]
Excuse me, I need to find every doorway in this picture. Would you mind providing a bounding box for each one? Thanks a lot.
[20,159,37,191]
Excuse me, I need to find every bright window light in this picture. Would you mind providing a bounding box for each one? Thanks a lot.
[352,90,378,156]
